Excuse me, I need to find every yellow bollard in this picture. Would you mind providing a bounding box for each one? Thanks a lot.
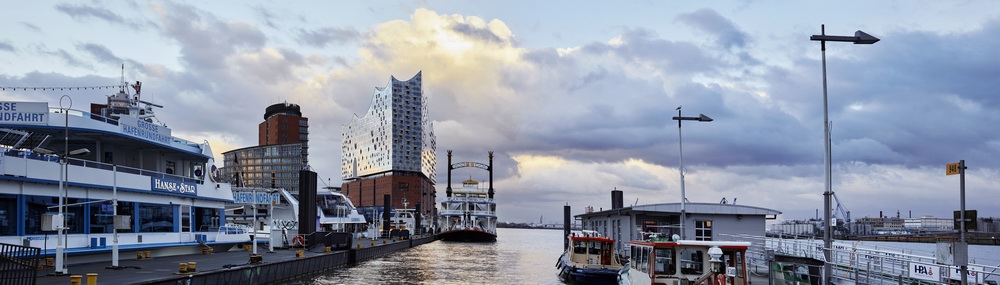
[324,246,331,253]
[295,249,303,258]
[45,257,53,267]
[69,275,82,285]
[86,273,97,285]
[136,252,143,260]
[356,243,362,249]
[187,262,197,272]
[143,251,151,259]
[178,262,188,274]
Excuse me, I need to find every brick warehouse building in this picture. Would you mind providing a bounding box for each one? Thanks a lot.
[221,102,309,196]
[341,72,436,219]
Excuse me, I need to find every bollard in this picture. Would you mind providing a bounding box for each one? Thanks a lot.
[136,252,143,260]
[295,249,304,258]
[357,243,362,249]
[324,246,331,253]
[86,273,97,285]
[45,257,53,267]
[69,275,82,285]
[178,262,188,274]
[143,251,151,259]
[187,262,197,272]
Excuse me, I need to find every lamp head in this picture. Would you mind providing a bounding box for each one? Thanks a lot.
[854,30,879,44]
[68,148,90,156]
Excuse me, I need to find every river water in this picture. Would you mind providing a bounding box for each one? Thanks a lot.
[298,228,567,285]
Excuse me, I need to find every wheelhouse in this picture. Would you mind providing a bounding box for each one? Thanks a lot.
[627,239,750,285]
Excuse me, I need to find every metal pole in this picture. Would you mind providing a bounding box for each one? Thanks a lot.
[820,24,834,285]
[56,95,71,275]
[253,188,258,255]
[960,159,967,285]
[112,165,119,267]
[677,107,687,240]
[268,191,275,253]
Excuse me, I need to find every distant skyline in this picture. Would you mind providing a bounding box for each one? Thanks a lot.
[3,1,1000,224]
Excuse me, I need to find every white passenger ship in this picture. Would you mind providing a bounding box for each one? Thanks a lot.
[438,178,497,242]
[0,83,248,268]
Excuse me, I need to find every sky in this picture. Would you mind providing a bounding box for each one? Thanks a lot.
[3,1,1000,224]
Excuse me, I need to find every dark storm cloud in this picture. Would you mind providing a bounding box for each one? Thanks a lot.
[76,43,121,64]
[769,20,1000,169]
[295,27,361,48]
[675,8,749,50]
[0,41,14,53]
[156,2,266,70]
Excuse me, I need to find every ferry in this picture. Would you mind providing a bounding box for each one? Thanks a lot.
[556,230,624,284]
[438,178,497,242]
[0,82,248,270]
[227,186,367,248]
[619,234,751,285]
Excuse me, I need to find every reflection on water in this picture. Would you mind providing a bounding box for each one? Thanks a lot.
[299,228,567,285]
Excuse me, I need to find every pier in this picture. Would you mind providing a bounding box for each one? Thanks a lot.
[28,235,436,285]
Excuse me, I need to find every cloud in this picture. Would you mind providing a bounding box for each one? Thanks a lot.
[19,22,41,33]
[76,43,121,64]
[675,8,750,50]
[296,27,361,47]
[55,3,126,24]
[0,41,13,53]
[152,2,267,70]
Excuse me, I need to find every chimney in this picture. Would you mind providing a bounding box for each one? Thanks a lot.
[611,188,624,210]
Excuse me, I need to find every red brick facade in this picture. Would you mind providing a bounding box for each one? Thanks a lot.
[258,114,307,146]
[342,172,436,218]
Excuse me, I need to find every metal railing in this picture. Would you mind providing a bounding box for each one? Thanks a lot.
[0,242,40,285]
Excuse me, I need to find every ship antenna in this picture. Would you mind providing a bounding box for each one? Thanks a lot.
[120,64,125,93]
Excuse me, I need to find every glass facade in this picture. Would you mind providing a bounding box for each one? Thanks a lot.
[25,196,84,235]
[221,143,306,195]
[0,194,15,236]
[342,72,436,181]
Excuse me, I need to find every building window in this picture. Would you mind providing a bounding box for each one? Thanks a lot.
[695,220,713,241]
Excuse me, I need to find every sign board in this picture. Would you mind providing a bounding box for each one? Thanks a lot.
[949,265,983,284]
[151,177,197,196]
[232,191,280,205]
[0,102,48,125]
[909,262,940,282]
[953,210,977,231]
[118,116,172,145]
[946,162,961,175]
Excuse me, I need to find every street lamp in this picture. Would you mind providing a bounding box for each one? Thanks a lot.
[810,24,878,285]
[672,106,713,240]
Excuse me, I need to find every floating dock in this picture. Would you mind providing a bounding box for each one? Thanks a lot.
[31,235,436,285]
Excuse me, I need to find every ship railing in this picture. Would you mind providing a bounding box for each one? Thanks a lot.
[721,233,1000,285]
[1,150,204,184]
[48,106,202,148]
[442,196,495,204]
[438,209,496,217]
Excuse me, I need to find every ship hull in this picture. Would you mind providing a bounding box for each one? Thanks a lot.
[437,229,497,242]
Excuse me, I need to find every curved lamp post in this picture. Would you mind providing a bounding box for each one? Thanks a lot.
[672,106,713,240]
[810,25,878,285]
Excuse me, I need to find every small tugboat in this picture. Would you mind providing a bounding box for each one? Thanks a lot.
[437,178,497,242]
[618,234,751,285]
[556,230,624,284]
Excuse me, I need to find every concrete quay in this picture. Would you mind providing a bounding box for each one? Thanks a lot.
[33,234,437,285]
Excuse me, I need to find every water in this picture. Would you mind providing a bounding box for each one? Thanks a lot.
[299,228,567,285]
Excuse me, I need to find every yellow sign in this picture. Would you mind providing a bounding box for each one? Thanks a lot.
[946,162,961,175]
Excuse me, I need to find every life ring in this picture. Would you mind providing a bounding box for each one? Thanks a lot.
[715,273,726,285]
[292,235,305,247]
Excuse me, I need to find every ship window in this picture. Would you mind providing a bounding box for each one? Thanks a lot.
[679,249,704,275]
[89,200,115,234]
[655,248,676,275]
[0,194,16,236]
[24,195,84,235]
[195,207,220,232]
[139,203,174,233]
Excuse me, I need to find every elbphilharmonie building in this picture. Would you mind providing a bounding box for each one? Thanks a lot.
[341,72,437,219]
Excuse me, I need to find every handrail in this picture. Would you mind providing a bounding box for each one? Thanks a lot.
[1,149,204,184]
